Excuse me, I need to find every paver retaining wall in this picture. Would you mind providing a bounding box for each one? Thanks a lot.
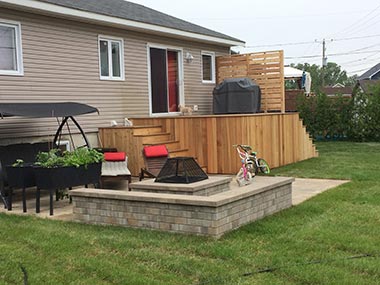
[70,176,293,238]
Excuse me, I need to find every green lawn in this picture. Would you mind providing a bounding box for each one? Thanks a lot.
[1,142,380,284]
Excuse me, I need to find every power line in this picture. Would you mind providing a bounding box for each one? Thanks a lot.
[245,40,316,48]
[344,57,380,67]
[245,34,380,49]
[285,49,380,60]
[340,51,380,65]
[333,33,380,42]
[187,9,373,22]
[345,18,380,37]
[342,10,380,37]
[348,42,380,52]
[332,3,380,37]
[347,67,371,74]
[330,49,380,57]
[285,54,321,60]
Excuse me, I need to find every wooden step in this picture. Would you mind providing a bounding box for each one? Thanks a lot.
[132,125,163,136]
[169,148,191,157]
[143,140,182,151]
[137,133,172,144]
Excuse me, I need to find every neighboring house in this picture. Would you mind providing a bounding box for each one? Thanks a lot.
[0,0,244,142]
[332,83,345,88]
[284,66,312,112]
[354,79,380,94]
[353,64,380,95]
[357,63,380,80]
[320,86,353,97]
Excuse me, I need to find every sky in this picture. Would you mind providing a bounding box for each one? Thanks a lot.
[129,0,380,77]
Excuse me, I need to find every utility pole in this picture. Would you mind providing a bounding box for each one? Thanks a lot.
[321,38,327,87]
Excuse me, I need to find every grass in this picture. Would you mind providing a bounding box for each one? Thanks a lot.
[1,141,380,284]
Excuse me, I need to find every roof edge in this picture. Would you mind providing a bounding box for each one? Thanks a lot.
[0,0,245,47]
[369,70,380,80]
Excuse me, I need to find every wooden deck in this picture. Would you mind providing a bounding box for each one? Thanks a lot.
[99,113,318,176]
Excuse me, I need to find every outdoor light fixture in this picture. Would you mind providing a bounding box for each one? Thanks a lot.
[185,52,194,63]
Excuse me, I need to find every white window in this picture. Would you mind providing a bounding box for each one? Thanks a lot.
[201,51,215,83]
[98,36,124,80]
[0,20,23,76]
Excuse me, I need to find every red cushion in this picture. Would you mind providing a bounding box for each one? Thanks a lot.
[144,145,168,158]
[104,152,126,161]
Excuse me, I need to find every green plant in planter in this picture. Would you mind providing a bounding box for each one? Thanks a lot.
[63,147,104,168]
[12,159,25,167]
[35,148,65,168]
[35,148,104,168]
[34,148,104,204]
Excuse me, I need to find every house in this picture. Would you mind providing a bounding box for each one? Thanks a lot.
[354,79,380,94]
[284,66,311,95]
[357,63,380,80]
[284,66,312,112]
[0,0,244,144]
[353,63,380,95]
[332,83,345,88]
[320,86,353,97]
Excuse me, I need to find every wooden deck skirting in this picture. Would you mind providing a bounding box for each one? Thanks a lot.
[99,113,318,176]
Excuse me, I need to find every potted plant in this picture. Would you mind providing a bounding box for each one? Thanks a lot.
[33,148,104,215]
[33,148,104,190]
[6,147,103,215]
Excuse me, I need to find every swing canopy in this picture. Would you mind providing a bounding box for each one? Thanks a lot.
[0,102,99,148]
[0,102,98,118]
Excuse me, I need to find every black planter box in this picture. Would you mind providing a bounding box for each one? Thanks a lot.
[5,164,36,188]
[34,163,102,190]
[5,163,36,212]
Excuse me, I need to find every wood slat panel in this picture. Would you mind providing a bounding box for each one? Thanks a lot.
[216,51,285,113]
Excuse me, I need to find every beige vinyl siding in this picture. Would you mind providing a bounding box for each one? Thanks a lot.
[0,7,229,140]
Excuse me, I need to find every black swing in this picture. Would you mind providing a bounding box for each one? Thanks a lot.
[0,102,99,209]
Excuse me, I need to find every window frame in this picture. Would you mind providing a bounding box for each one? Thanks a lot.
[147,43,185,117]
[98,35,125,81]
[201,51,215,84]
[0,19,23,76]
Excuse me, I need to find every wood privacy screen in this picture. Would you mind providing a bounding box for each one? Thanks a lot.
[216,50,285,113]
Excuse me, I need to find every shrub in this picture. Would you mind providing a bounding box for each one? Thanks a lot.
[297,83,380,142]
[297,93,350,139]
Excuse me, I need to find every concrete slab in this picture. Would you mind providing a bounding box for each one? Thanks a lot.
[292,178,350,205]
[0,188,74,220]
[0,176,350,221]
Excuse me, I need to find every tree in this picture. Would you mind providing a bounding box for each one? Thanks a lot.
[290,62,355,93]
